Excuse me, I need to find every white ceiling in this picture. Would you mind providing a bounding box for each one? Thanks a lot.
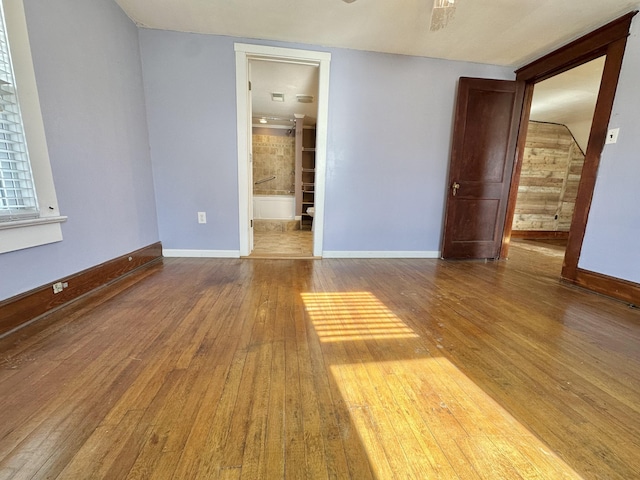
[115,0,637,131]
[250,60,319,127]
[531,58,605,125]
[530,56,605,150]
[115,0,638,67]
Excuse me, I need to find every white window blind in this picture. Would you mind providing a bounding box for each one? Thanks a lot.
[0,6,38,222]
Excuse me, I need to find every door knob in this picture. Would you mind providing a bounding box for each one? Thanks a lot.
[452,181,460,196]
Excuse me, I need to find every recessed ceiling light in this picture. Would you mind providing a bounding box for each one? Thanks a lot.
[271,92,285,102]
[259,118,267,124]
[296,95,314,104]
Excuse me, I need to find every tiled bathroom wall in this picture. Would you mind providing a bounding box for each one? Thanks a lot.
[252,128,295,195]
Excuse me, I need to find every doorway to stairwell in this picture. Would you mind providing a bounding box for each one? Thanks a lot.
[441,12,633,289]
[510,57,605,268]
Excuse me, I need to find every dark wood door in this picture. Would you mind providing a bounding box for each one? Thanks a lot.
[442,77,524,259]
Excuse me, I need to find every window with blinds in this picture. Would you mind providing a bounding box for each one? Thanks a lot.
[0,6,38,222]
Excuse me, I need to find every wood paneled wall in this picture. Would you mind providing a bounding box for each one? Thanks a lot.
[513,122,584,231]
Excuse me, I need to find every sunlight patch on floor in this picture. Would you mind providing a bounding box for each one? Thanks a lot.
[302,290,583,478]
[512,241,565,258]
[329,357,583,479]
[301,292,419,342]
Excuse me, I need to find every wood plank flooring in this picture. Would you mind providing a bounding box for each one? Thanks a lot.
[1,243,639,479]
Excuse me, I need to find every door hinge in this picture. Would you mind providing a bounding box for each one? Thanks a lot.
[251,219,253,228]
[248,81,252,91]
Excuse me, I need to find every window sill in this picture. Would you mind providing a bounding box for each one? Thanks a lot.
[0,215,67,254]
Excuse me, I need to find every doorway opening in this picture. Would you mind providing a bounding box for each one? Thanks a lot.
[250,60,318,257]
[501,12,636,286]
[235,44,331,258]
[510,57,605,265]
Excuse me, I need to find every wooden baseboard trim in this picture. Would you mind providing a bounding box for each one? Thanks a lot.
[510,230,570,240]
[0,242,162,337]
[563,268,640,306]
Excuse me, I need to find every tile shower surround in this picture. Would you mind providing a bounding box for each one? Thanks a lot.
[252,128,295,196]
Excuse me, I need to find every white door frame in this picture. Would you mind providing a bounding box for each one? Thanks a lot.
[235,43,331,257]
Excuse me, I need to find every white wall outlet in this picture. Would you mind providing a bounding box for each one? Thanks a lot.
[52,282,63,294]
[198,211,207,224]
[606,128,620,144]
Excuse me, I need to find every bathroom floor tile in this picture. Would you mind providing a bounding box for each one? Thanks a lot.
[250,230,313,257]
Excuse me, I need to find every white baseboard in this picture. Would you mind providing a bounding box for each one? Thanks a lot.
[323,251,441,259]
[163,249,240,258]
[163,249,440,259]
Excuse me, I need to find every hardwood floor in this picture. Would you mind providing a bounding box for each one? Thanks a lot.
[1,244,639,479]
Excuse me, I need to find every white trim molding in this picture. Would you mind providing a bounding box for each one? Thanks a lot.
[0,217,66,254]
[323,251,441,259]
[235,43,331,258]
[0,215,67,231]
[1,0,64,253]
[163,249,241,258]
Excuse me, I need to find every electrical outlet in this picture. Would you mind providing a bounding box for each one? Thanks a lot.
[198,212,207,224]
[52,281,69,294]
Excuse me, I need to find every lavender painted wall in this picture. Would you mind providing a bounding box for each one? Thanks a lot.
[0,0,158,301]
[139,29,513,253]
[579,14,640,283]
[2,1,638,305]
[139,31,240,251]
[324,51,513,252]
